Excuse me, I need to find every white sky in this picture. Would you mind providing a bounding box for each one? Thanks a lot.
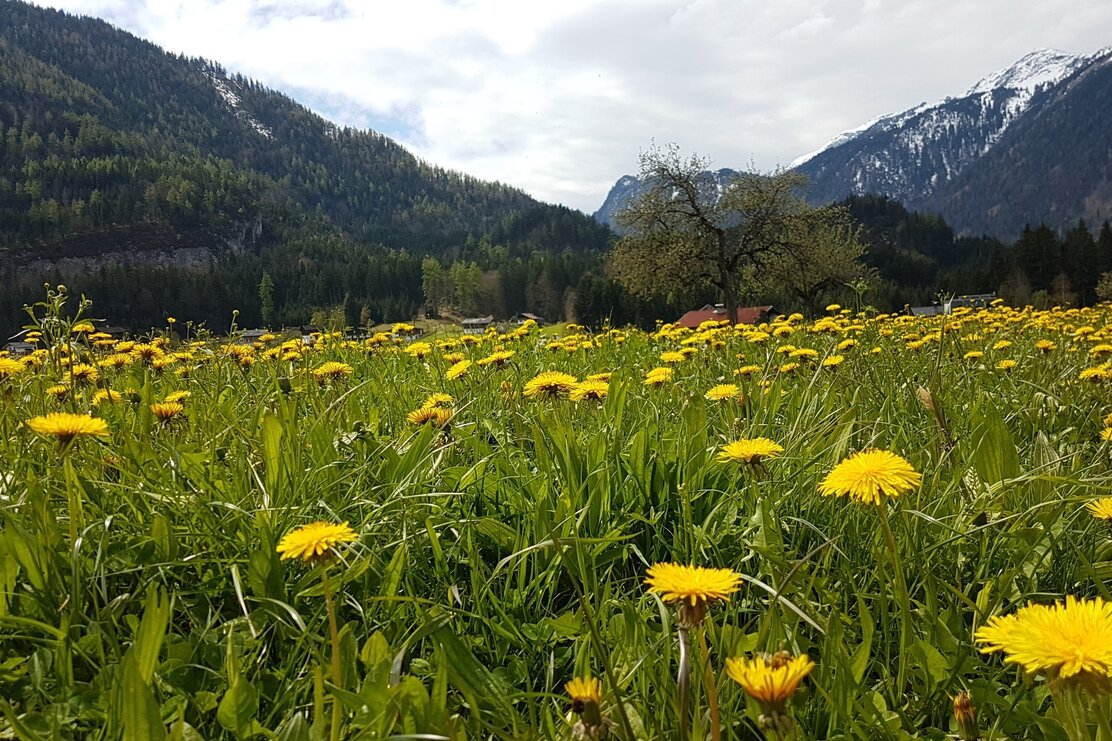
[30,0,1112,213]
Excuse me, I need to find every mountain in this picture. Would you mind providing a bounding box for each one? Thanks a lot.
[920,51,1112,237]
[595,47,1112,240]
[592,168,739,232]
[0,0,612,334]
[795,46,1112,237]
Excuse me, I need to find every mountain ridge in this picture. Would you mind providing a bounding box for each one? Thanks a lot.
[596,45,1112,240]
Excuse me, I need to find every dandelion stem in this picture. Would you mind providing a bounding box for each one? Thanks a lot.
[677,624,691,740]
[876,501,911,701]
[321,567,343,741]
[1095,698,1112,741]
[1051,681,1093,741]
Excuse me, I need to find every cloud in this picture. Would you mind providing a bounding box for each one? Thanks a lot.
[31,0,1112,212]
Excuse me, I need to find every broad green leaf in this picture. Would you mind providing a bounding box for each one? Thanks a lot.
[216,677,258,737]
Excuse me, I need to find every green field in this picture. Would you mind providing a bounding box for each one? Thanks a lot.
[2,291,1112,740]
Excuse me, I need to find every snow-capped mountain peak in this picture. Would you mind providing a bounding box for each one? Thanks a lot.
[965,48,1087,96]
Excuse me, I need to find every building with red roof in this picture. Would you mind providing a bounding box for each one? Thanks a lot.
[676,304,774,329]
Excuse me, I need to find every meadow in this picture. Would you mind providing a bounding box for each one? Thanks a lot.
[1,287,1112,740]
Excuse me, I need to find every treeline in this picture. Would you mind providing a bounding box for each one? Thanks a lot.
[842,195,1112,310]
[1,222,610,337]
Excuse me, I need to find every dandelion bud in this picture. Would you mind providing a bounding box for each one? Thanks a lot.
[953,692,978,740]
[566,677,607,739]
[916,386,936,415]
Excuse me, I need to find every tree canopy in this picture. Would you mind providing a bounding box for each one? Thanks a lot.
[610,144,869,321]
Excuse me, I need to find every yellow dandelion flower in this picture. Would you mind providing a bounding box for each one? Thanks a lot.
[66,363,99,385]
[476,349,515,367]
[1086,498,1112,521]
[92,389,122,405]
[1036,339,1056,352]
[101,353,133,369]
[643,367,673,387]
[974,596,1112,682]
[26,412,109,445]
[523,371,578,398]
[46,384,69,400]
[164,390,190,403]
[587,372,612,382]
[736,364,762,377]
[442,352,466,364]
[149,355,177,373]
[0,357,25,380]
[819,449,922,505]
[150,402,184,422]
[660,351,687,363]
[644,562,742,608]
[565,676,601,707]
[420,393,454,409]
[705,384,741,401]
[1080,366,1112,382]
[276,521,358,563]
[565,675,604,732]
[403,342,432,359]
[312,361,354,382]
[996,359,1017,371]
[964,351,984,360]
[446,359,472,380]
[569,379,609,402]
[1101,428,1112,443]
[131,343,163,362]
[992,340,1012,351]
[718,438,784,465]
[1103,412,1112,428]
[821,355,844,368]
[407,407,452,426]
[726,652,814,712]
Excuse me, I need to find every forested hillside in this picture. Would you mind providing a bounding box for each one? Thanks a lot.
[0,0,612,336]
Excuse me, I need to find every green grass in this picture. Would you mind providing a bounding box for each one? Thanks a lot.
[1,298,1111,739]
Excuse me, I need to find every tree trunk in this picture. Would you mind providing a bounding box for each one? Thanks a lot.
[717,233,740,325]
[722,279,739,326]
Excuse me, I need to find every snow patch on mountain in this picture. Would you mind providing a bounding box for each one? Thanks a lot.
[793,48,1091,169]
[966,48,1086,96]
[206,71,272,139]
[790,103,929,168]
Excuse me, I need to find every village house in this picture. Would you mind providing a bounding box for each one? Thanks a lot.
[676,304,775,329]
[461,315,494,334]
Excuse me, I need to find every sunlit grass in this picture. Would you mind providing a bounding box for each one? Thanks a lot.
[1,292,1111,738]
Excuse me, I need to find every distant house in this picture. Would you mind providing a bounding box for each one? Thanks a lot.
[511,312,545,326]
[677,304,774,329]
[946,293,996,310]
[461,316,494,334]
[238,329,270,345]
[97,324,128,340]
[3,341,35,356]
[299,324,320,345]
[907,293,996,317]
